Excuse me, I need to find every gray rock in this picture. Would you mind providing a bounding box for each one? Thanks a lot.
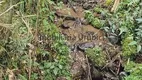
[78,42,96,50]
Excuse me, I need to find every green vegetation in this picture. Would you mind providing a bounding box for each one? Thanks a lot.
[122,33,137,57]
[124,61,142,80]
[85,10,104,28]
[0,0,71,80]
[105,0,113,6]
[0,0,142,80]
[84,0,142,79]
[85,46,106,67]
[85,0,142,58]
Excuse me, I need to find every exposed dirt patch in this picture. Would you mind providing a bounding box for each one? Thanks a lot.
[135,54,142,63]
[56,5,84,19]
[60,24,106,45]
[55,1,123,80]
[70,51,87,79]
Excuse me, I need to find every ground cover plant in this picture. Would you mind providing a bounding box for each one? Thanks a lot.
[0,0,142,80]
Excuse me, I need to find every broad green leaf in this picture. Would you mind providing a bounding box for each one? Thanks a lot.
[53,68,59,75]
[128,41,137,45]
[119,27,128,35]
[44,62,52,68]
[50,64,55,69]
[136,18,142,23]
[58,64,63,69]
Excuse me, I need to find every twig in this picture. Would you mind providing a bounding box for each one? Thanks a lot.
[109,68,117,76]
[0,1,23,17]
[27,43,34,80]
[21,13,32,35]
[0,23,12,28]
[28,49,32,80]
[0,1,5,5]
[86,55,92,80]
[111,0,120,12]
[105,49,111,61]
[8,0,13,24]
[0,68,2,80]
[68,0,77,13]
[21,15,36,18]
[102,52,121,70]
[117,60,121,74]
[20,13,32,80]
[34,0,40,43]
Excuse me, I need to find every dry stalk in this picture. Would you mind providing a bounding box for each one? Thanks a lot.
[111,0,120,12]
[86,55,92,80]
[27,43,34,80]
[21,13,32,36]
[0,1,23,17]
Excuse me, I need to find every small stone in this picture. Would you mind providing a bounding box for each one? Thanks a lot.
[61,20,75,28]
[62,24,70,28]
[108,35,119,44]
[78,42,95,51]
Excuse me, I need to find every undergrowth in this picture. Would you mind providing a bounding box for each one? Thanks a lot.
[85,0,142,57]
[0,0,71,80]
[85,0,142,79]
[124,61,142,80]
[85,46,106,67]
[0,0,142,80]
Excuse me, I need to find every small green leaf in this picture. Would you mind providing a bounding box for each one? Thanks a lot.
[128,41,137,45]
[50,64,55,69]
[58,65,63,69]
[33,62,39,67]
[39,66,44,70]
[53,68,59,75]
[137,45,141,52]
[44,62,52,68]
[43,19,48,26]
[119,27,127,35]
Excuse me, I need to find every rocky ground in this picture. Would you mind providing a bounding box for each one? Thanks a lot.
[54,0,125,80]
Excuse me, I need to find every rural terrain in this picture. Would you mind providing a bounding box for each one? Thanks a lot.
[0,0,142,80]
